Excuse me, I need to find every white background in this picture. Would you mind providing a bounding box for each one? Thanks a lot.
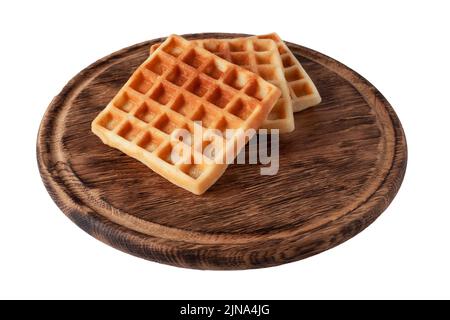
[1,0,449,300]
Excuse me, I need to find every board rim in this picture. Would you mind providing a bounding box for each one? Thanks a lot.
[37,33,407,270]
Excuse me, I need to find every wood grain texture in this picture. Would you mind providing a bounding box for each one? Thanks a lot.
[37,33,407,270]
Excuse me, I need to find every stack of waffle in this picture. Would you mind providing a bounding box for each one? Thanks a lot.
[92,34,321,194]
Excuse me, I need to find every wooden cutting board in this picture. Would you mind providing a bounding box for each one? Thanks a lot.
[37,33,407,270]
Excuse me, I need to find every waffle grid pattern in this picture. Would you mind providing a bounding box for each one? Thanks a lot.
[151,34,322,113]
[185,38,294,133]
[256,33,322,112]
[92,35,280,194]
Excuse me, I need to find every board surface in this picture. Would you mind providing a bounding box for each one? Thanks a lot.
[37,33,407,270]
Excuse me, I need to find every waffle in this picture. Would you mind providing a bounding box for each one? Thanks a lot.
[151,37,295,133]
[256,33,321,112]
[151,33,321,112]
[92,35,281,195]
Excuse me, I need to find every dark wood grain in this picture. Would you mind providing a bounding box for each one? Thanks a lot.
[37,33,407,270]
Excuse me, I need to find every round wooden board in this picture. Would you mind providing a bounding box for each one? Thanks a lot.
[37,33,407,270]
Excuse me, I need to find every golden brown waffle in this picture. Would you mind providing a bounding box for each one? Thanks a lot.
[151,37,294,133]
[151,33,321,112]
[92,35,281,195]
[256,33,321,112]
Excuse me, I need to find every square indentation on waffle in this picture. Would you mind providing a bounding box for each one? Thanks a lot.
[113,91,141,113]
[243,79,270,102]
[153,112,187,135]
[136,131,165,152]
[96,110,124,131]
[185,75,213,97]
[255,52,274,65]
[160,36,187,57]
[203,59,227,79]
[228,40,248,52]
[281,54,295,68]
[116,121,142,142]
[226,98,256,121]
[134,100,163,124]
[170,93,196,117]
[129,71,154,94]
[92,34,281,194]
[222,69,250,90]
[256,65,278,81]
[206,86,234,109]
[181,47,210,69]
[166,65,195,86]
[144,55,174,76]
[267,98,288,120]
[149,82,177,105]
[252,39,274,52]
[190,104,220,128]
[284,66,304,82]
[290,80,313,98]
[230,52,250,66]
